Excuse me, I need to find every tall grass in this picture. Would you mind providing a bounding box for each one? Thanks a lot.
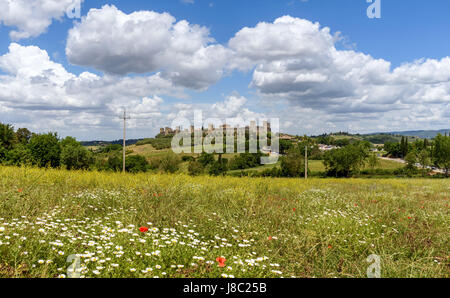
[0,166,448,278]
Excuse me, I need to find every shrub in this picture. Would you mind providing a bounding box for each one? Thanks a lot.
[106,156,121,172]
[148,158,162,170]
[188,161,204,176]
[209,156,228,176]
[197,152,215,167]
[125,155,149,173]
[135,138,172,150]
[159,151,181,173]
[99,144,122,153]
[182,155,195,162]
[229,153,263,170]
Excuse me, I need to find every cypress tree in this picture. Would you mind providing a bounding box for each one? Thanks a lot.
[400,136,405,158]
[405,137,409,157]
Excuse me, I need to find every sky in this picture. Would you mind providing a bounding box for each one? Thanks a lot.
[0,0,449,141]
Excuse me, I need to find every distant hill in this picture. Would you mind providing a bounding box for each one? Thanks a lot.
[312,130,439,145]
[361,134,402,144]
[81,129,449,147]
[370,129,450,139]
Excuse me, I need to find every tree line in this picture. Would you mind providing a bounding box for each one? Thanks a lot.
[1,122,448,177]
[0,123,165,173]
[384,134,449,175]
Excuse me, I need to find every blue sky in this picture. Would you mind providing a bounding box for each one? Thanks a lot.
[3,1,450,68]
[0,0,449,140]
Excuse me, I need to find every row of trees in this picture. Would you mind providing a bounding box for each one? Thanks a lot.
[385,134,449,175]
[0,123,93,170]
[278,139,373,178]
[0,123,179,174]
[188,153,232,176]
[1,122,448,177]
[314,135,353,147]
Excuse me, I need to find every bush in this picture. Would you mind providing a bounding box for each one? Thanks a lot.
[99,144,122,153]
[197,152,215,167]
[106,156,122,172]
[135,138,172,150]
[209,156,228,176]
[229,153,263,170]
[125,155,149,173]
[148,158,162,170]
[182,155,195,162]
[188,161,204,176]
[260,167,282,177]
[159,151,181,173]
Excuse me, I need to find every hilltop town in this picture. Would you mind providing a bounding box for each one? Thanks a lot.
[160,121,272,136]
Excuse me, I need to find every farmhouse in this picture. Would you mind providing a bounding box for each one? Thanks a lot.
[318,144,339,151]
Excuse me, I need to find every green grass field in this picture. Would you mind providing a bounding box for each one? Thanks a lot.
[0,166,448,278]
[227,159,403,174]
[119,145,405,176]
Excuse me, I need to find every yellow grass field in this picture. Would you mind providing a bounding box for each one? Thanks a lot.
[0,166,448,278]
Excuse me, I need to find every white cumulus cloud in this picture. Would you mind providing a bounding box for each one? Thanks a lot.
[0,0,82,40]
[228,15,450,121]
[66,5,231,90]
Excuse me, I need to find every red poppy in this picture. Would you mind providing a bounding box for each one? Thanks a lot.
[293,208,296,212]
[216,257,226,267]
[139,227,149,233]
[328,245,332,249]
[18,189,23,193]
[408,217,412,220]
[268,236,273,241]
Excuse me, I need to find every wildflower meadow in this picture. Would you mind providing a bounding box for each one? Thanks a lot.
[0,166,448,278]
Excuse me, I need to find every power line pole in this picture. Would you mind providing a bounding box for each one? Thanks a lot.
[122,109,131,173]
[305,145,308,180]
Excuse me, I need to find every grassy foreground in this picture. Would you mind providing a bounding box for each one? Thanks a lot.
[0,166,448,278]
